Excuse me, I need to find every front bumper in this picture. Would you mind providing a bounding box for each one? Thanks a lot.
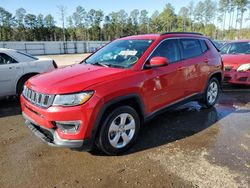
[23,112,93,150]
[223,70,250,85]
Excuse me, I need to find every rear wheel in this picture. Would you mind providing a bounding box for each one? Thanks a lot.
[97,106,140,155]
[200,77,220,108]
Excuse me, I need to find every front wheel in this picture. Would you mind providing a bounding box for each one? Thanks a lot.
[97,106,140,155]
[200,77,220,108]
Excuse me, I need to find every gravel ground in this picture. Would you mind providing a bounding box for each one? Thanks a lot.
[38,54,91,67]
[0,54,249,188]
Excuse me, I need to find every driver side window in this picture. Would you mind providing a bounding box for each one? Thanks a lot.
[150,39,181,64]
[0,53,17,65]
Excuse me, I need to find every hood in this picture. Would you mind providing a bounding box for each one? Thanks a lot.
[27,64,127,94]
[222,54,250,69]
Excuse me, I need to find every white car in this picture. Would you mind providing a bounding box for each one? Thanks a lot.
[0,48,57,98]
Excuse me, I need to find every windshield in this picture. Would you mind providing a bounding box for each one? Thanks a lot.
[83,39,154,68]
[220,42,250,55]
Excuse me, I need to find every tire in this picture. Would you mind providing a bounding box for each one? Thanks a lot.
[97,106,140,155]
[200,77,220,108]
[17,75,34,96]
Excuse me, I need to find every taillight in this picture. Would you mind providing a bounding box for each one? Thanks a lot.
[52,60,58,68]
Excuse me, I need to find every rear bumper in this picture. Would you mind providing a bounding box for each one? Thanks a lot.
[23,112,93,150]
[223,70,250,85]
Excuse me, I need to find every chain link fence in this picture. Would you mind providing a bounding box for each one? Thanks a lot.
[0,41,109,55]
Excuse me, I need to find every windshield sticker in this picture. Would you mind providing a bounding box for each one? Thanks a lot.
[119,50,137,56]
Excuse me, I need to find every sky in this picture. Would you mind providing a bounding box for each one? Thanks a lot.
[0,0,188,25]
[0,0,249,28]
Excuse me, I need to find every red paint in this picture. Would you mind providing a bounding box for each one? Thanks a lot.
[21,33,223,142]
[149,57,168,67]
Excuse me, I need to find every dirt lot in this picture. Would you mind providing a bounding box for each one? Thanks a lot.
[0,54,249,188]
[38,54,91,67]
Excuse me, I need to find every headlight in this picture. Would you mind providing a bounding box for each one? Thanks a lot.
[237,63,250,72]
[53,91,94,106]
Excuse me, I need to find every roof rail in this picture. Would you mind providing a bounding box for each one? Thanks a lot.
[160,32,204,36]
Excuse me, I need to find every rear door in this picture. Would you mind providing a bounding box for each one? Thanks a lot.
[0,53,23,97]
[179,38,207,95]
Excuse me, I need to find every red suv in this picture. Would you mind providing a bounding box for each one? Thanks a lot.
[21,32,223,155]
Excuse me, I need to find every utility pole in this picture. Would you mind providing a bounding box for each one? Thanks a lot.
[57,6,67,52]
[58,5,67,41]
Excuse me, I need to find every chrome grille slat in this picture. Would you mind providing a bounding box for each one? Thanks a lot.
[22,87,54,108]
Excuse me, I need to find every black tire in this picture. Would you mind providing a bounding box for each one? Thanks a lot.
[200,77,220,108]
[97,106,140,155]
[17,75,34,96]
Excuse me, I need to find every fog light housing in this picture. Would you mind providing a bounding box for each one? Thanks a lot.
[55,121,82,133]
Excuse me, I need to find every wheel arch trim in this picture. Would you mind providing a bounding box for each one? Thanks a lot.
[91,93,146,140]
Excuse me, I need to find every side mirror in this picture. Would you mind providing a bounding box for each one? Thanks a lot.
[146,57,168,68]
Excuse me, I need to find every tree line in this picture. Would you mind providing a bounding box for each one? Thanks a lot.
[0,0,249,42]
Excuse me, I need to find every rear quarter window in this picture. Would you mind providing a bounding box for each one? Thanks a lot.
[180,39,203,59]
[199,40,209,52]
[15,51,38,62]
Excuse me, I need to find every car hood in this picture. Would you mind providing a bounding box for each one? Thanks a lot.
[27,64,127,94]
[222,54,250,69]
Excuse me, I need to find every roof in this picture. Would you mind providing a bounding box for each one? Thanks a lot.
[161,32,203,36]
[119,34,160,40]
[119,32,206,41]
[0,48,16,53]
[227,40,250,43]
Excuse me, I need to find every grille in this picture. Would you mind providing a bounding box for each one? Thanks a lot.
[22,86,54,108]
[224,66,233,71]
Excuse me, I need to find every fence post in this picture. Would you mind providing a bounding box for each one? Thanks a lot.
[24,43,27,53]
[74,42,77,54]
[43,43,46,55]
[59,43,62,54]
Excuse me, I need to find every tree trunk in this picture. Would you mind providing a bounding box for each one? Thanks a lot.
[231,8,235,29]
[235,8,238,29]
[229,11,232,30]
[239,10,244,38]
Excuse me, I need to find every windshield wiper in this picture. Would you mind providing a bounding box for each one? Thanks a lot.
[85,61,125,69]
[93,62,125,69]
[92,62,110,67]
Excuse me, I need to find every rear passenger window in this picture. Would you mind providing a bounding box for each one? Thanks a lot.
[180,39,203,59]
[150,39,181,64]
[200,40,208,52]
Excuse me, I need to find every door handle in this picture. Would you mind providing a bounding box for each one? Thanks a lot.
[8,66,20,69]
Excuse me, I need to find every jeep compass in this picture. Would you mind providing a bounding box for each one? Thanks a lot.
[21,32,223,155]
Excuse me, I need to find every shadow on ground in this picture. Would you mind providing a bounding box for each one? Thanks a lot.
[92,90,250,156]
[0,97,21,118]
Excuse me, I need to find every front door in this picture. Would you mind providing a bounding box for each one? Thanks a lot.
[142,39,187,113]
[0,53,22,97]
